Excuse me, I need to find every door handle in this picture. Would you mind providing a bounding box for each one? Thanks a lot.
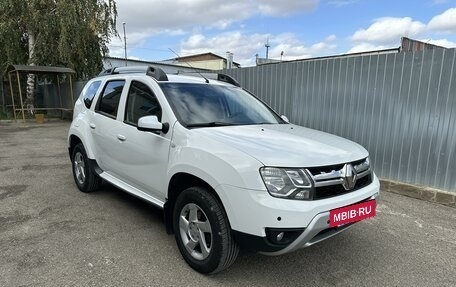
[117,134,127,142]
[89,123,96,129]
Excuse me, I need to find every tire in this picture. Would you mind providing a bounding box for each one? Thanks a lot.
[173,187,239,274]
[71,143,101,193]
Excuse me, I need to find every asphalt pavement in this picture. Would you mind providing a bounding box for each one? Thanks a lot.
[0,121,455,286]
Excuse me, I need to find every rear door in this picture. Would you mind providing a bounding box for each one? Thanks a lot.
[90,79,126,173]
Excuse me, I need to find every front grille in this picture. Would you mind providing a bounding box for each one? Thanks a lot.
[306,157,373,200]
[307,164,344,176]
[313,174,372,200]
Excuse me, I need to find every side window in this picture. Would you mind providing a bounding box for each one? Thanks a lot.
[83,80,101,108]
[124,81,162,125]
[96,80,125,118]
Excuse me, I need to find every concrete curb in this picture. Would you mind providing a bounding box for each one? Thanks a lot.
[380,179,455,208]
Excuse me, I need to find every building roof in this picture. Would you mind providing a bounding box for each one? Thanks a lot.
[167,52,241,66]
[104,56,215,75]
[104,56,214,70]
[400,37,447,52]
[6,65,75,74]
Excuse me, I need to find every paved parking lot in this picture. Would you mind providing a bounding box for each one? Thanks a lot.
[1,121,455,287]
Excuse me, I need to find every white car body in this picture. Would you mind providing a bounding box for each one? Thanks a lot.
[68,67,379,270]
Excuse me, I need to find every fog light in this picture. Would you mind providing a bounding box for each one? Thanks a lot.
[276,232,284,241]
[265,228,305,245]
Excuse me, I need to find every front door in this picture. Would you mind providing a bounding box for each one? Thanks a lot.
[110,80,171,202]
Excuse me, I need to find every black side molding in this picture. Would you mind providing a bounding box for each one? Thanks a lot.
[232,230,292,253]
[89,159,103,175]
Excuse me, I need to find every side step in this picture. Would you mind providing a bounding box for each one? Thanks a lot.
[98,171,165,209]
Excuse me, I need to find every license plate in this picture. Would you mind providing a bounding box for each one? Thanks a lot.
[329,200,376,227]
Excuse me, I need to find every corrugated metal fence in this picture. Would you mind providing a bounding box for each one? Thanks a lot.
[224,48,456,193]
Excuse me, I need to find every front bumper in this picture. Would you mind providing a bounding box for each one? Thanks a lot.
[215,174,380,254]
[261,193,378,255]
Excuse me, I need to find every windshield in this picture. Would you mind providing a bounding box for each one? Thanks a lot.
[159,83,284,127]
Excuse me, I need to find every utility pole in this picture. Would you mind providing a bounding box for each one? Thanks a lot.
[265,38,270,59]
[123,22,127,66]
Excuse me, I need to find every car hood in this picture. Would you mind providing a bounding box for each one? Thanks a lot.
[192,124,368,167]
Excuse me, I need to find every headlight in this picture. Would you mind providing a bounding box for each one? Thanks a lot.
[260,167,313,200]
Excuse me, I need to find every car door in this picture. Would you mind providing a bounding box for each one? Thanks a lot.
[109,79,172,201]
[90,79,126,173]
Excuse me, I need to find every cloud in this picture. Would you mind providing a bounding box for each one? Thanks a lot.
[348,8,456,54]
[108,31,152,58]
[110,0,320,58]
[115,0,249,38]
[428,8,456,32]
[420,38,456,47]
[257,0,319,16]
[180,31,337,66]
[351,17,426,44]
[347,43,389,54]
[269,34,338,60]
[115,0,318,33]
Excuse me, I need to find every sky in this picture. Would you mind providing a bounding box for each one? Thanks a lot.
[108,0,456,67]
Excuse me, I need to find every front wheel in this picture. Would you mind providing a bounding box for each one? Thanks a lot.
[173,187,239,274]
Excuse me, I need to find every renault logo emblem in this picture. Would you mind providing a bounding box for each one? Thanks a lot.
[342,164,357,191]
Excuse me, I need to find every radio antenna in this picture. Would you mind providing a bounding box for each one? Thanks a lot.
[168,48,209,84]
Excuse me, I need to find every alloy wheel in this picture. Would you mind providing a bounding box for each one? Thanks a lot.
[179,203,213,260]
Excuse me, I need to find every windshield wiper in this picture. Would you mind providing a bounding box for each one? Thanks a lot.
[186,122,238,128]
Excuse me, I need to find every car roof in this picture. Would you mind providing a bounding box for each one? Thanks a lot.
[96,66,240,87]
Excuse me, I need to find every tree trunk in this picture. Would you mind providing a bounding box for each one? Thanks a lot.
[26,32,35,115]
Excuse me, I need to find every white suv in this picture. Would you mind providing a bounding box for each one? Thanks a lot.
[68,66,380,274]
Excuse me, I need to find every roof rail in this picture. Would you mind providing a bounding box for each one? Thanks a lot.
[217,73,240,87]
[98,66,168,81]
[177,72,240,87]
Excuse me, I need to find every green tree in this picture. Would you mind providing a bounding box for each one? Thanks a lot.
[0,0,117,113]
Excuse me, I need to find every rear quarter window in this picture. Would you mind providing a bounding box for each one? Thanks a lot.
[83,80,102,108]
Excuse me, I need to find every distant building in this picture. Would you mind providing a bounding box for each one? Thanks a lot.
[256,57,282,66]
[400,37,446,52]
[161,52,241,70]
[103,56,209,74]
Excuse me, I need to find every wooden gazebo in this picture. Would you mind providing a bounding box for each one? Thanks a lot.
[6,65,76,121]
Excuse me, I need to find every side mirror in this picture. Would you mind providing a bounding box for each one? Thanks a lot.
[137,116,169,134]
[281,115,290,123]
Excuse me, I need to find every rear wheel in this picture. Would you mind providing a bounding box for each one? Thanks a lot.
[71,143,101,193]
[173,187,239,274]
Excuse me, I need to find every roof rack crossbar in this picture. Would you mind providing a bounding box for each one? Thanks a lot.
[177,72,240,87]
[98,65,168,81]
